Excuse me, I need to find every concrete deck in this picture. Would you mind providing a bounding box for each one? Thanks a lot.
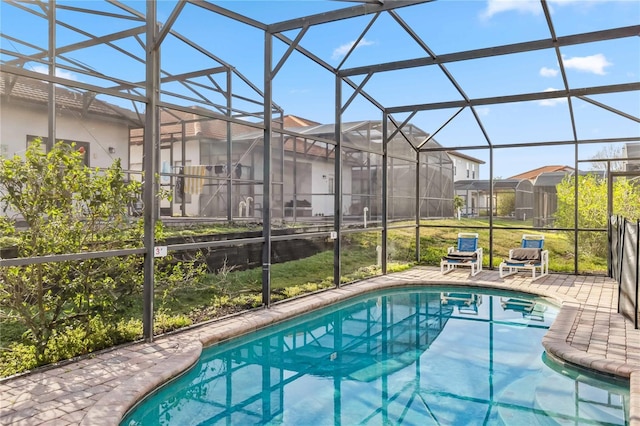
[1,266,639,425]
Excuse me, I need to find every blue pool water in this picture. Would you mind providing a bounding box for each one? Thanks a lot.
[122,287,629,425]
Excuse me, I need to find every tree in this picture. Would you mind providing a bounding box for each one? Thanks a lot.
[453,195,465,220]
[0,141,204,363]
[589,144,626,172]
[555,173,640,257]
[496,192,515,217]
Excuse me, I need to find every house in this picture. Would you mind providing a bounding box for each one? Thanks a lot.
[453,179,533,220]
[448,151,485,216]
[530,171,572,227]
[133,116,454,220]
[0,72,139,168]
[509,165,574,182]
[531,168,609,227]
[622,142,640,172]
[2,74,455,221]
[448,151,484,181]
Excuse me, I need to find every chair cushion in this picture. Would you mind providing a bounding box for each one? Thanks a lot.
[443,251,478,261]
[510,248,542,261]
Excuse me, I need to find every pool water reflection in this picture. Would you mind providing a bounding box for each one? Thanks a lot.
[123,288,629,425]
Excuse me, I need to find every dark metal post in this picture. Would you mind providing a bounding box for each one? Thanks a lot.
[632,219,640,329]
[47,1,56,152]
[574,143,579,274]
[262,32,272,307]
[415,149,420,262]
[381,115,388,274]
[227,68,233,221]
[181,122,186,216]
[606,162,612,276]
[142,1,159,341]
[489,147,494,268]
[334,76,343,286]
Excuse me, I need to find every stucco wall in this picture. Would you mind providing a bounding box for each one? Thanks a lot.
[0,102,130,169]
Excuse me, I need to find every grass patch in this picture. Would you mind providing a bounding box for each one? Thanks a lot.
[1,219,608,376]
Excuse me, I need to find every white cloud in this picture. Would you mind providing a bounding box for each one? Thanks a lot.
[32,65,79,81]
[475,107,490,117]
[540,67,559,77]
[331,38,375,60]
[480,0,541,19]
[289,88,310,95]
[563,53,612,75]
[538,88,567,107]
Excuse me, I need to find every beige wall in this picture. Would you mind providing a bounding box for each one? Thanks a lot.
[0,102,130,169]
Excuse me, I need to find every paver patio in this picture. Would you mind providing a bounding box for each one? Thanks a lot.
[1,266,639,425]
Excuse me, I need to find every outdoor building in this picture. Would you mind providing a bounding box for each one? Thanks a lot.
[448,151,484,182]
[623,142,640,172]
[130,116,455,222]
[0,72,137,168]
[509,165,575,182]
[531,171,571,228]
[532,169,606,228]
[448,151,485,217]
[1,75,455,223]
[453,179,533,220]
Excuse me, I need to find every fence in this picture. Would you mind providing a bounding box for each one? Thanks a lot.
[609,215,639,329]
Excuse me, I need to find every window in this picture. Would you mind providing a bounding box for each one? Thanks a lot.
[27,135,90,166]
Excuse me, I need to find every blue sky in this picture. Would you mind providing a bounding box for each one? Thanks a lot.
[2,0,639,178]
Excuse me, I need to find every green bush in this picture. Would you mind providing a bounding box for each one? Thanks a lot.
[0,141,205,368]
[0,316,143,377]
[154,311,192,334]
[556,174,640,257]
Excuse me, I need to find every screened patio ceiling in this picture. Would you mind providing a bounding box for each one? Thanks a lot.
[1,0,639,340]
[2,0,637,155]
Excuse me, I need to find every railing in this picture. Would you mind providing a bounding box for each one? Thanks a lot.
[609,215,639,329]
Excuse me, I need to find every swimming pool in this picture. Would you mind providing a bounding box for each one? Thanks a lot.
[122,287,629,425]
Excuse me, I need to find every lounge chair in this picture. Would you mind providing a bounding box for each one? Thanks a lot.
[499,234,549,281]
[440,233,483,276]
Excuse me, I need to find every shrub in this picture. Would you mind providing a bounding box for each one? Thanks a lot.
[0,316,143,377]
[0,141,205,366]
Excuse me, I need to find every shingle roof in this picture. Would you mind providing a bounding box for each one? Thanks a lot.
[447,151,485,164]
[1,72,139,123]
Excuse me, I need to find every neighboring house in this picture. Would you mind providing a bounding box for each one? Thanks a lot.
[132,116,454,220]
[0,72,139,168]
[509,166,575,227]
[509,165,574,182]
[531,169,607,228]
[448,151,484,181]
[531,171,571,227]
[453,179,533,220]
[448,151,485,216]
[1,72,454,221]
[0,72,140,221]
[622,142,640,172]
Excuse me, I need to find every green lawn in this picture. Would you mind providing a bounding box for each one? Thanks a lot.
[413,218,606,273]
[0,218,609,376]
